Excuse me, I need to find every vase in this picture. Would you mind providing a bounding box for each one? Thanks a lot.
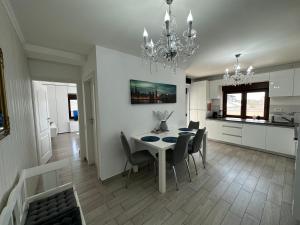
[159,120,168,131]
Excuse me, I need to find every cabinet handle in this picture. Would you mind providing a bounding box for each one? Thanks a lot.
[222,125,242,129]
[222,133,242,138]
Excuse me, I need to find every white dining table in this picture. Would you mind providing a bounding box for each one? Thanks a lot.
[131,129,208,193]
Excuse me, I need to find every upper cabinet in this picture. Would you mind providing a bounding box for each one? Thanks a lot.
[269,69,294,97]
[209,79,222,99]
[190,81,208,110]
[294,68,300,96]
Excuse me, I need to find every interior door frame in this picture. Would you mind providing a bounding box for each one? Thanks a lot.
[82,73,99,176]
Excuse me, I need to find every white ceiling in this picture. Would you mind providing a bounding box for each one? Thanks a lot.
[10,0,300,77]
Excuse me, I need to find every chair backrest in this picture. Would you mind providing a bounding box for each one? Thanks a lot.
[172,134,192,165]
[120,132,133,164]
[188,121,200,129]
[191,127,206,154]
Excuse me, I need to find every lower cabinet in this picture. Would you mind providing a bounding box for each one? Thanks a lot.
[206,120,223,140]
[266,126,295,156]
[206,120,296,157]
[242,124,266,149]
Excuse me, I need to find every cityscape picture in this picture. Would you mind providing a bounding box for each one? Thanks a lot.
[130,79,176,104]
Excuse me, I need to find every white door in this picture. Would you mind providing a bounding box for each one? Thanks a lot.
[33,81,52,164]
[55,86,70,133]
[83,79,97,166]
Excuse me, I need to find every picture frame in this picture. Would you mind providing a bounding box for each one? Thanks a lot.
[0,48,10,140]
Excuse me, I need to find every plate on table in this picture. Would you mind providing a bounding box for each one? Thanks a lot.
[162,137,177,143]
[141,136,160,142]
[178,132,195,136]
[178,128,193,131]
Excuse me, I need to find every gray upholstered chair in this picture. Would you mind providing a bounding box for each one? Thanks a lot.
[188,121,200,129]
[120,132,156,188]
[188,127,206,175]
[165,134,193,190]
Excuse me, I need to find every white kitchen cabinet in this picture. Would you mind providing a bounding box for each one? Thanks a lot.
[209,79,222,99]
[206,120,223,140]
[269,69,294,97]
[242,124,266,149]
[190,110,206,128]
[294,68,300,96]
[221,122,243,145]
[190,81,208,110]
[266,126,295,156]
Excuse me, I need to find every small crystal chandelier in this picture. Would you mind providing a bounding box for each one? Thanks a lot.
[141,0,199,73]
[223,54,254,86]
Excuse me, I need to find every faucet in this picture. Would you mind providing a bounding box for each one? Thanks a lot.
[281,116,294,123]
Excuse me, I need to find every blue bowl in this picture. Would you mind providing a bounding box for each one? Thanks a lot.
[141,136,160,142]
[178,128,193,131]
[179,132,195,136]
[162,137,177,143]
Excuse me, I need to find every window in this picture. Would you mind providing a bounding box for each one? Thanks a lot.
[223,82,269,120]
[226,93,242,116]
[68,94,78,119]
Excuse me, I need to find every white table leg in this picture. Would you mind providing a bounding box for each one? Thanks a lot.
[158,150,166,193]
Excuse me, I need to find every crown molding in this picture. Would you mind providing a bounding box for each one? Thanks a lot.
[1,0,25,43]
[24,44,86,66]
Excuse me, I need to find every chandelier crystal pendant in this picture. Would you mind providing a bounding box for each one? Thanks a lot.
[223,54,254,86]
[141,0,199,73]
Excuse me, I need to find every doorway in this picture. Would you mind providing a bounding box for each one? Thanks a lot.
[83,76,99,172]
[32,81,81,164]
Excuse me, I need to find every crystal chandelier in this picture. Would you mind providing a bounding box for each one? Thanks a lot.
[223,54,254,86]
[141,0,199,73]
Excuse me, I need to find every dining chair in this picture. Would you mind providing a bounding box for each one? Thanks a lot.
[188,121,200,129]
[120,132,156,188]
[188,127,206,175]
[165,134,193,191]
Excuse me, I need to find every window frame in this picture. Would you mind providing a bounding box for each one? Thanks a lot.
[68,94,77,120]
[222,82,270,120]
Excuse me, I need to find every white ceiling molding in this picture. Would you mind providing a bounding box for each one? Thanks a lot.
[24,44,86,66]
[1,0,25,43]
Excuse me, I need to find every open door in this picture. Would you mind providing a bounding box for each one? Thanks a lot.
[83,78,98,168]
[32,81,52,164]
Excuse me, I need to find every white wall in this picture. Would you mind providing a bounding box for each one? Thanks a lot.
[95,46,186,180]
[29,59,81,83]
[0,2,37,210]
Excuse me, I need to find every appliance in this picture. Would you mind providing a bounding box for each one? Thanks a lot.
[141,0,199,73]
[223,54,254,86]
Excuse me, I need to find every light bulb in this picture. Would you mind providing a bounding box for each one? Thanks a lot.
[187,10,193,23]
[143,28,148,37]
[164,10,170,22]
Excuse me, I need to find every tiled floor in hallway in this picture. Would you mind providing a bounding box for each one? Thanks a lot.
[51,133,298,225]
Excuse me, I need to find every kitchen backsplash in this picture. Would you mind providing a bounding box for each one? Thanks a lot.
[269,105,300,123]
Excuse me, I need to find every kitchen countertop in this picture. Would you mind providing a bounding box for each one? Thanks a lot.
[206,117,298,128]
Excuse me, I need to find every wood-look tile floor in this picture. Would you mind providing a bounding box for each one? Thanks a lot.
[51,133,299,225]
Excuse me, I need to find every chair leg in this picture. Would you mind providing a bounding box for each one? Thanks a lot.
[122,160,128,177]
[172,165,179,191]
[185,159,192,182]
[199,149,205,169]
[154,160,157,183]
[125,168,132,188]
[191,154,198,175]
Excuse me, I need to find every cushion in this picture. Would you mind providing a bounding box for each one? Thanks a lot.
[25,188,81,225]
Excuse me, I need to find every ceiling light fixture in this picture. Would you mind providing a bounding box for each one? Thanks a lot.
[141,0,199,73]
[223,54,254,86]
